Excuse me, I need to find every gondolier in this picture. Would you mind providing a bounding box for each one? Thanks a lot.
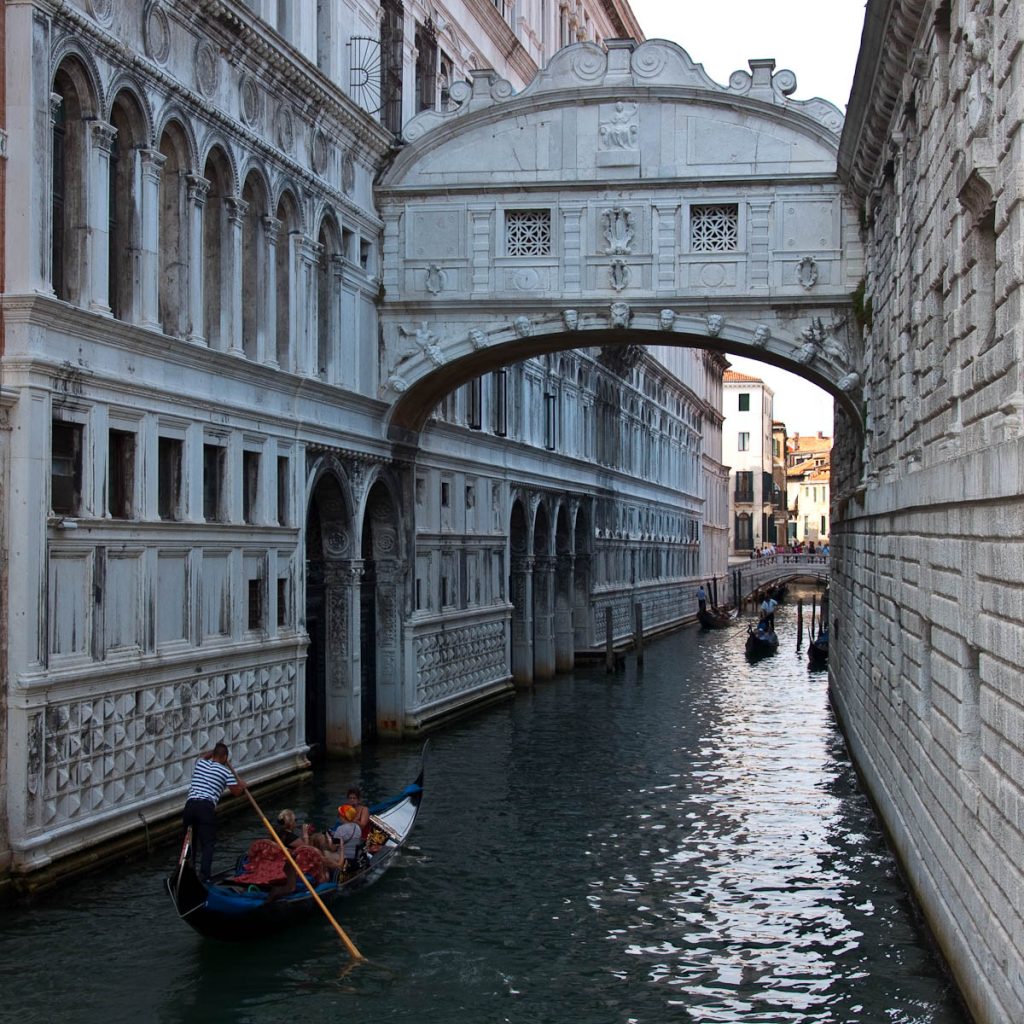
[182,742,247,881]
[696,584,707,614]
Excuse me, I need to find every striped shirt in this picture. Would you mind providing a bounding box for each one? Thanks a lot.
[186,758,237,805]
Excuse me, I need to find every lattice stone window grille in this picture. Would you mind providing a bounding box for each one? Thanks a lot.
[505,209,552,256]
[690,204,739,252]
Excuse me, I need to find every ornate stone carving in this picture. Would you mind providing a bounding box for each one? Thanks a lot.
[796,318,826,364]
[513,316,532,338]
[609,302,632,329]
[341,151,356,194]
[186,174,211,207]
[311,128,329,176]
[963,13,993,133]
[838,372,861,392]
[144,2,171,64]
[239,75,262,127]
[561,309,580,331]
[425,264,445,294]
[86,0,114,25]
[599,101,638,150]
[195,40,221,96]
[796,256,819,290]
[468,328,487,349]
[705,313,724,337]
[276,103,295,154]
[752,325,771,347]
[609,258,630,291]
[397,322,445,368]
[601,207,634,255]
[658,309,676,330]
[387,374,409,393]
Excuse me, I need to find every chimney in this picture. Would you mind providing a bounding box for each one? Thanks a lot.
[818,431,824,439]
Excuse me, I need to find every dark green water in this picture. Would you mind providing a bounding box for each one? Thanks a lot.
[0,598,968,1024]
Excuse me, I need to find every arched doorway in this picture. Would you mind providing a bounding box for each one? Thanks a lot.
[532,502,555,679]
[304,468,358,757]
[360,479,404,738]
[509,499,531,685]
[554,503,574,672]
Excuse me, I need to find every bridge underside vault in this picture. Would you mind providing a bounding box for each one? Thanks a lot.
[376,38,867,440]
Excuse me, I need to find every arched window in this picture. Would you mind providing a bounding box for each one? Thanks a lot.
[158,122,189,336]
[202,148,232,348]
[241,171,269,361]
[316,215,342,380]
[108,92,146,322]
[275,191,300,370]
[51,61,93,303]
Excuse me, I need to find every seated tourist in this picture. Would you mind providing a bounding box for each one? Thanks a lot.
[330,804,365,873]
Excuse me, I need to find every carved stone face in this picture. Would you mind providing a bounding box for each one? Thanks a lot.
[513,316,532,338]
[752,325,771,347]
[562,309,579,331]
[609,302,631,329]
[469,328,486,349]
[706,314,724,336]
[659,309,676,330]
[838,372,860,392]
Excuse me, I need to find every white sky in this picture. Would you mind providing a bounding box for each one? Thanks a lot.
[627,0,868,436]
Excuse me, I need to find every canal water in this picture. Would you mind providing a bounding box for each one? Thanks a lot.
[0,595,969,1024]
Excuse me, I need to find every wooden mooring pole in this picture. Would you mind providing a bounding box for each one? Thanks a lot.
[810,595,817,638]
[605,607,615,674]
[634,601,644,667]
[797,598,804,650]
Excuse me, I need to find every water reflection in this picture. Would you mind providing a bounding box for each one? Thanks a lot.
[0,595,966,1024]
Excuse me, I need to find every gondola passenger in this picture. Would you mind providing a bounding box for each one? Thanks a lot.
[330,804,365,873]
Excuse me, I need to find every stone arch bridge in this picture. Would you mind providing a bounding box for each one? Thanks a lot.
[376,38,866,442]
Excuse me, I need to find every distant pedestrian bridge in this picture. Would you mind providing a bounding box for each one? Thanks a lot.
[731,554,830,603]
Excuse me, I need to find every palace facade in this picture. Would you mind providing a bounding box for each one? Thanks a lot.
[0,0,726,878]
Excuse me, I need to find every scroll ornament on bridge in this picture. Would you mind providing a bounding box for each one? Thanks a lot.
[392,322,446,378]
[602,207,635,255]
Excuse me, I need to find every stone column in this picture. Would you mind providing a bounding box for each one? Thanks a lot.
[555,551,575,672]
[469,205,493,295]
[532,554,556,680]
[510,554,534,685]
[185,174,210,345]
[573,553,593,650]
[323,560,363,753]
[138,148,166,329]
[86,119,117,315]
[261,215,280,366]
[329,253,346,384]
[748,199,772,291]
[296,235,323,376]
[224,196,248,356]
[373,558,405,736]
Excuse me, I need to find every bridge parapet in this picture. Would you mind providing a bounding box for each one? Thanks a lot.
[730,554,830,605]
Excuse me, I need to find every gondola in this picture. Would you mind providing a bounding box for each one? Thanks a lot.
[166,763,425,942]
[745,623,779,657]
[808,628,829,666]
[698,607,734,629]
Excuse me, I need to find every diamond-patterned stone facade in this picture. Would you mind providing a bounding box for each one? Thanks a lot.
[415,620,506,705]
[28,662,299,829]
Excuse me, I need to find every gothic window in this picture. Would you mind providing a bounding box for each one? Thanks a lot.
[505,209,552,256]
[380,0,404,134]
[690,204,739,252]
[158,123,189,337]
[51,62,92,304]
[414,20,438,113]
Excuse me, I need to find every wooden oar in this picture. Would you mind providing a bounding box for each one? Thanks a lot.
[234,775,365,961]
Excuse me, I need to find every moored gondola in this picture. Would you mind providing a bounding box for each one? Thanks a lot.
[808,628,829,666]
[166,763,424,942]
[745,623,779,657]
[698,607,734,629]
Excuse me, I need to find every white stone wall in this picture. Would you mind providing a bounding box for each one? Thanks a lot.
[833,1,1024,1020]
